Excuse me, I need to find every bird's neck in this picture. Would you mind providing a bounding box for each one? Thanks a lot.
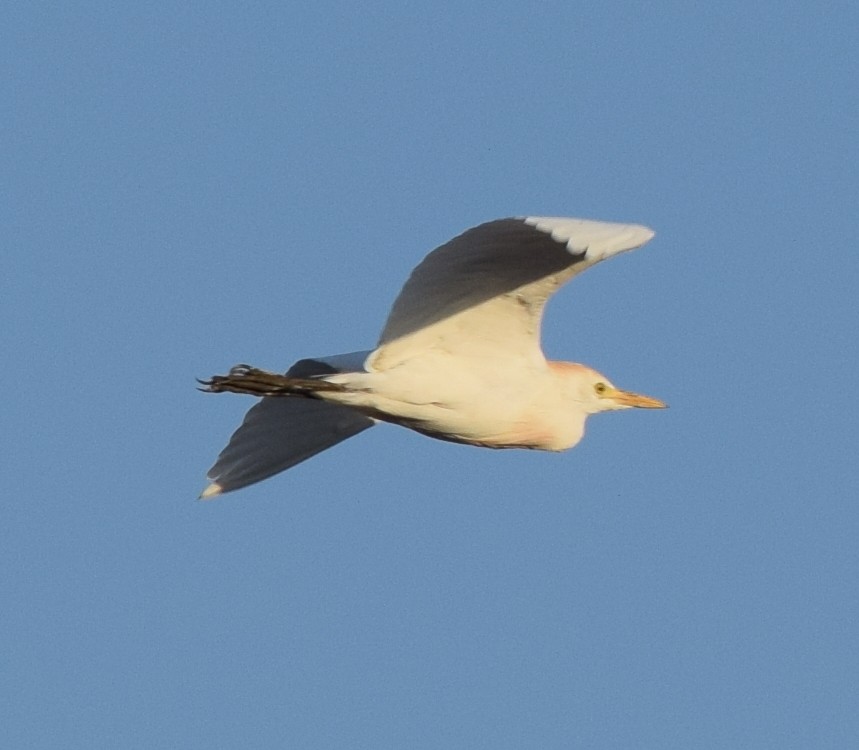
[521,361,588,451]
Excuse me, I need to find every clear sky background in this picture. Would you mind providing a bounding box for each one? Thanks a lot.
[3,2,858,748]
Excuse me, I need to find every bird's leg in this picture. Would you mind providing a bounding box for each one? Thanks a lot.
[197,364,346,398]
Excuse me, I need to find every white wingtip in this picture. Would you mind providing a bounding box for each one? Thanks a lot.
[199,482,223,500]
[523,216,655,260]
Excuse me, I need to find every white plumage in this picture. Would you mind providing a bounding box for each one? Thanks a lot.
[200,216,663,498]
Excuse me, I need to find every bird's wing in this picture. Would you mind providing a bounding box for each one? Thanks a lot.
[202,352,375,497]
[368,217,655,371]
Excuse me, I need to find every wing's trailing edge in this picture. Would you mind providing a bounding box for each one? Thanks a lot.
[202,353,375,498]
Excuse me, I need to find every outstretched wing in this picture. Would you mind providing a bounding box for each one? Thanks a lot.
[369,217,654,371]
[201,352,375,498]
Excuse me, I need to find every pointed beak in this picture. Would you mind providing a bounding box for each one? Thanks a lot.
[604,387,667,409]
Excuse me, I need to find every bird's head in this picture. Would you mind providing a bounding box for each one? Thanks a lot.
[554,362,667,415]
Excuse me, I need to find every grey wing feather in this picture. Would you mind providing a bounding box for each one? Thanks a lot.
[370,217,655,371]
[204,355,375,495]
[377,219,578,348]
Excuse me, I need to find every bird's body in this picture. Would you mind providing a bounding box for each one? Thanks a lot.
[201,216,665,498]
[322,355,562,448]
[320,357,602,451]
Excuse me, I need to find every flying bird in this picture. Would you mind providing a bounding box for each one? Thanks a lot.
[199,216,665,498]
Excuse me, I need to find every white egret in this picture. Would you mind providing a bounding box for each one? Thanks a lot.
[200,216,665,498]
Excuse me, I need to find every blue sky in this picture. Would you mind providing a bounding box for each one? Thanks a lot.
[3,2,857,747]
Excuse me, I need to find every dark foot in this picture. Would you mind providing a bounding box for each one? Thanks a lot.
[197,364,346,397]
[197,364,297,396]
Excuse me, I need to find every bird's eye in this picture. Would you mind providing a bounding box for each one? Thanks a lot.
[594,382,607,395]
